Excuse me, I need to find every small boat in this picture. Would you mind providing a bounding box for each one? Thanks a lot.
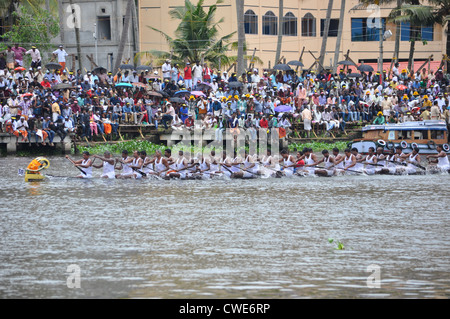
[349,120,450,155]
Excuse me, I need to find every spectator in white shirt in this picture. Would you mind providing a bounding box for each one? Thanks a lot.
[52,45,69,70]
[25,46,42,69]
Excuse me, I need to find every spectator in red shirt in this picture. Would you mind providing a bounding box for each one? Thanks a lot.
[41,78,51,89]
[184,62,192,90]
[184,113,194,130]
[259,115,269,129]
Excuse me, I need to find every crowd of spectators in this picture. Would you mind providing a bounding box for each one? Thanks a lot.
[1,51,450,145]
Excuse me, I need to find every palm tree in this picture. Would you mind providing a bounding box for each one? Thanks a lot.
[143,0,236,69]
[319,0,334,72]
[427,0,450,60]
[351,0,420,72]
[389,2,435,72]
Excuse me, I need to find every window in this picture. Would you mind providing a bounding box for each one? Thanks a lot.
[244,10,258,35]
[401,22,434,42]
[351,18,386,42]
[283,12,297,36]
[262,11,277,35]
[301,13,316,37]
[320,19,339,37]
[97,16,111,40]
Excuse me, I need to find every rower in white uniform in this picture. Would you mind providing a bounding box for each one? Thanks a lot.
[232,150,259,179]
[66,152,93,178]
[404,147,423,175]
[219,150,233,178]
[279,149,295,177]
[303,148,319,176]
[363,147,377,175]
[313,149,335,177]
[351,148,365,173]
[209,150,221,177]
[115,150,134,179]
[140,150,154,176]
[167,150,190,179]
[375,147,387,174]
[258,149,280,177]
[339,148,357,175]
[427,144,450,173]
[92,151,115,179]
[332,148,344,174]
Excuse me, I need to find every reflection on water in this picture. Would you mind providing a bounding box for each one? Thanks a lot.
[0,156,449,298]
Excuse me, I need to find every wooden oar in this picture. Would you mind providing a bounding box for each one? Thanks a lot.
[131,166,147,177]
[405,161,427,170]
[66,156,87,175]
[361,162,385,167]
[387,160,407,167]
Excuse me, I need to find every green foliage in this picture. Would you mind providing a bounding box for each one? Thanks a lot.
[75,140,225,157]
[288,141,349,153]
[328,238,345,250]
[145,0,236,69]
[0,5,59,52]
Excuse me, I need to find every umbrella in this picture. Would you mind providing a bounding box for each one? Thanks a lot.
[287,60,304,67]
[274,105,292,113]
[45,62,62,70]
[21,93,33,98]
[170,97,185,104]
[115,82,133,88]
[147,91,163,97]
[196,82,212,90]
[157,90,169,98]
[227,81,243,88]
[347,73,362,78]
[173,90,190,97]
[397,85,407,90]
[14,66,26,72]
[337,60,356,66]
[190,91,206,97]
[132,82,149,89]
[118,64,135,70]
[53,83,76,90]
[357,64,374,72]
[92,66,107,73]
[136,65,152,71]
[273,64,292,71]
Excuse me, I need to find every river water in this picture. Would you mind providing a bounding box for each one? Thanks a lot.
[0,156,449,299]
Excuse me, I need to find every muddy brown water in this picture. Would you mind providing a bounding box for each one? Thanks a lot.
[0,156,449,298]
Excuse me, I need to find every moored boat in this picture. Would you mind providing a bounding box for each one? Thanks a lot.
[349,120,450,155]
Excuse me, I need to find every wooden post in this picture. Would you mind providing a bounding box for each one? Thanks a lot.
[416,55,433,74]
[296,47,305,72]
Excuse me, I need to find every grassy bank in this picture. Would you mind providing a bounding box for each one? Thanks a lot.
[74,140,351,156]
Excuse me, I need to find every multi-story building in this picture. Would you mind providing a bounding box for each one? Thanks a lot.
[138,0,446,71]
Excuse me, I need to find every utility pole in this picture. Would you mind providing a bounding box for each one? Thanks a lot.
[94,23,98,66]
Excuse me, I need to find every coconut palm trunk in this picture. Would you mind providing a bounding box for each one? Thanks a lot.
[68,0,82,71]
[114,0,133,73]
[274,0,283,65]
[333,0,345,73]
[319,0,334,72]
[236,0,246,75]
[393,0,402,62]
